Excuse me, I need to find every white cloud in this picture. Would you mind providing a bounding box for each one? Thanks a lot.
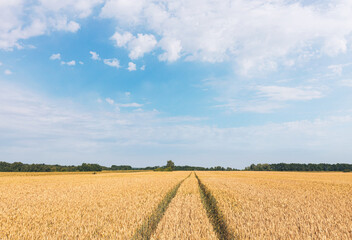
[127,62,136,71]
[50,53,61,60]
[240,102,284,114]
[66,60,76,66]
[1,81,352,167]
[101,0,352,74]
[257,86,323,101]
[103,58,120,69]
[204,78,325,113]
[322,37,347,57]
[53,17,80,32]
[100,0,145,25]
[0,0,102,50]
[4,69,12,75]
[117,103,143,108]
[140,65,145,70]
[79,61,84,65]
[38,0,103,18]
[61,60,76,66]
[110,31,157,60]
[158,38,182,62]
[340,79,352,87]
[105,98,114,105]
[128,34,157,60]
[328,65,343,76]
[110,31,133,47]
[104,96,142,107]
[0,62,2,66]
[89,51,100,60]
[215,101,284,114]
[328,63,352,76]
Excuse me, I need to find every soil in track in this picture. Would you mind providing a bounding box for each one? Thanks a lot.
[151,173,217,240]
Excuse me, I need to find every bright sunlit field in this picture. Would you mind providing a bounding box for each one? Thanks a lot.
[1,171,351,239]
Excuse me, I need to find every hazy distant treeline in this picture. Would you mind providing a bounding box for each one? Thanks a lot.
[0,161,239,172]
[245,163,352,172]
[0,162,103,172]
[1,161,351,172]
[140,165,238,171]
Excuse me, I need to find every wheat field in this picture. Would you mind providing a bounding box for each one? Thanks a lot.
[151,173,217,240]
[1,171,351,239]
[197,171,352,239]
[0,171,188,239]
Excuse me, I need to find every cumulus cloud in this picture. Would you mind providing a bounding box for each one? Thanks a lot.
[103,58,120,68]
[0,0,101,50]
[158,38,182,62]
[128,33,157,59]
[89,51,100,60]
[110,31,157,60]
[52,17,80,32]
[50,53,61,60]
[61,60,76,66]
[140,65,145,70]
[127,62,136,71]
[100,0,145,25]
[110,31,133,47]
[100,0,352,74]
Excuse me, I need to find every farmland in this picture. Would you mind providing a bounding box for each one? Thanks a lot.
[197,171,352,239]
[0,171,187,239]
[1,171,351,239]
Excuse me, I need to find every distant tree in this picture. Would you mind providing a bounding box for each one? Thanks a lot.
[77,163,103,172]
[166,160,175,170]
[110,165,132,170]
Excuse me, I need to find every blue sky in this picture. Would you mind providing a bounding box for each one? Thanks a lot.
[1,0,352,168]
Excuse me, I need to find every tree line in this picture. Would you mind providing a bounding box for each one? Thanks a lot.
[245,163,352,172]
[1,161,351,172]
[0,162,103,172]
[0,160,239,172]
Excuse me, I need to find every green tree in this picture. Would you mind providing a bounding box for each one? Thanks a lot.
[166,160,175,170]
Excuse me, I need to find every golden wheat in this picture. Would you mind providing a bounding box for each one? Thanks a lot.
[2,171,351,239]
[0,171,188,239]
[196,171,352,239]
[151,173,217,240]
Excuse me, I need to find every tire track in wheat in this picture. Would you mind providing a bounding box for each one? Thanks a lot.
[132,173,191,240]
[195,173,236,240]
[151,172,217,240]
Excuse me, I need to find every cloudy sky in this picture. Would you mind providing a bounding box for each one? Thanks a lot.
[1,0,352,168]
